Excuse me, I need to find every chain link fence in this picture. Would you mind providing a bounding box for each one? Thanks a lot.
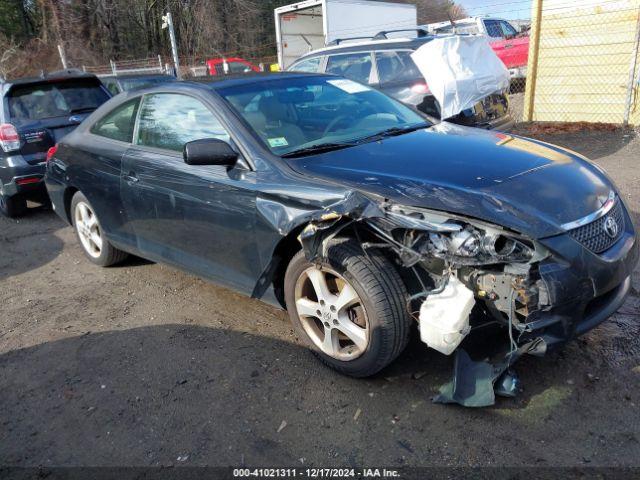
[82,56,169,77]
[522,0,640,125]
[81,53,278,80]
[180,54,278,79]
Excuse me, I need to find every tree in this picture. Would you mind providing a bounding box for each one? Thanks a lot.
[0,33,21,78]
[0,0,467,77]
[390,0,467,24]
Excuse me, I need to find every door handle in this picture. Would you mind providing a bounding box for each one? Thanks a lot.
[123,172,139,184]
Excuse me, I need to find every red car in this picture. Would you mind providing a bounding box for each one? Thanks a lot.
[206,57,261,76]
[425,17,529,80]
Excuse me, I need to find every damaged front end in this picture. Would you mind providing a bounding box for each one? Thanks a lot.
[365,204,555,406]
[295,195,635,407]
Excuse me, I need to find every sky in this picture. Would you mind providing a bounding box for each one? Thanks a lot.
[457,0,533,20]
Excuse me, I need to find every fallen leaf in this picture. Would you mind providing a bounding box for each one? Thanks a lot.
[277,420,287,433]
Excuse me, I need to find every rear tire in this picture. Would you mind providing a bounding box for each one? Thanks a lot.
[284,240,411,377]
[0,193,27,218]
[71,191,128,267]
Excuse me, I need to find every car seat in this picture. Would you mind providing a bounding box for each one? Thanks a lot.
[257,95,306,147]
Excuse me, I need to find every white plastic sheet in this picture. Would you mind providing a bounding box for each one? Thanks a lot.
[411,35,510,119]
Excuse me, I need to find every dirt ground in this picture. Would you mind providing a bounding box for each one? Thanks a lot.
[1,127,639,469]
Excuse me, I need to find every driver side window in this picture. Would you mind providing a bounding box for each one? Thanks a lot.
[136,93,231,152]
[499,21,518,37]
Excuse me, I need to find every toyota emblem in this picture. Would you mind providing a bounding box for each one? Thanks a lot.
[603,216,619,239]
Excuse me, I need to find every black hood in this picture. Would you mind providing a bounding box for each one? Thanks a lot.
[288,123,615,238]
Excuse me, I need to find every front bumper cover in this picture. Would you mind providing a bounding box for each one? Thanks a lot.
[524,202,638,345]
[434,200,637,407]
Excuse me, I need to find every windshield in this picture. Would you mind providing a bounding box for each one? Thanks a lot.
[218,76,429,156]
[434,22,479,35]
[7,80,110,122]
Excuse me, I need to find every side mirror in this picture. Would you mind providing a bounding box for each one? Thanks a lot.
[183,138,238,166]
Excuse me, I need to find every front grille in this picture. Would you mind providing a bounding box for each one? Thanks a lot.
[569,200,625,253]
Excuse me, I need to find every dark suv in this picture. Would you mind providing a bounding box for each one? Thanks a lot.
[287,30,514,130]
[0,69,111,217]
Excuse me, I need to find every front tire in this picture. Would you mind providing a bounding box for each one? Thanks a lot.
[284,240,411,377]
[71,192,128,267]
[0,193,27,218]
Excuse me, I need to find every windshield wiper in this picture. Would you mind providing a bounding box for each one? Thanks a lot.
[68,107,96,114]
[281,142,357,158]
[354,122,431,144]
[280,122,431,158]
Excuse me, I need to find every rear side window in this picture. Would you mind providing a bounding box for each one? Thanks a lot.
[90,98,140,143]
[484,19,504,38]
[102,78,121,96]
[290,57,323,73]
[212,62,251,75]
[136,93,230,152]
[375,51,422,84]
[326,53,373,84]
[7,80,110,123]
[228,61,252,74]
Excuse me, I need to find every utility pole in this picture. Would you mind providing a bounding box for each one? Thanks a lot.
[623,3,640,125]
[57,44,68,69]
[524,0,543,122]
[161,12,181,79]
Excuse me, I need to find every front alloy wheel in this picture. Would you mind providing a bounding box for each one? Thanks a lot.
[284,240,411,377]
[294,266,369,361]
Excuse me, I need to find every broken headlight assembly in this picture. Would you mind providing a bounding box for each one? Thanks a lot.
[428,228,535,264]
[378,204,540,266]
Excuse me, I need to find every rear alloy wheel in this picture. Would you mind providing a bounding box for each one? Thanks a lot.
[71,192,128,267]
[284,241,411,377]
[0,193,27,218]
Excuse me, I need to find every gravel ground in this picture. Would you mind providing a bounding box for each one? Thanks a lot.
[0,128,639,469]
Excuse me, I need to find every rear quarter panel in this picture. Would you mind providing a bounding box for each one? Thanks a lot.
[47,131,131,244]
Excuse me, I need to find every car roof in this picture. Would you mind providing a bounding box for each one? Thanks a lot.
[188,71,322,90]
[207,57,250,64]
[1,69,100,88]
[296,36,435,60]
[100,73,175,80]
[104,72,325,101]
[1,70,104,102]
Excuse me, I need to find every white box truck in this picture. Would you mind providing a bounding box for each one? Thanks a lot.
[275,0,417,69]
